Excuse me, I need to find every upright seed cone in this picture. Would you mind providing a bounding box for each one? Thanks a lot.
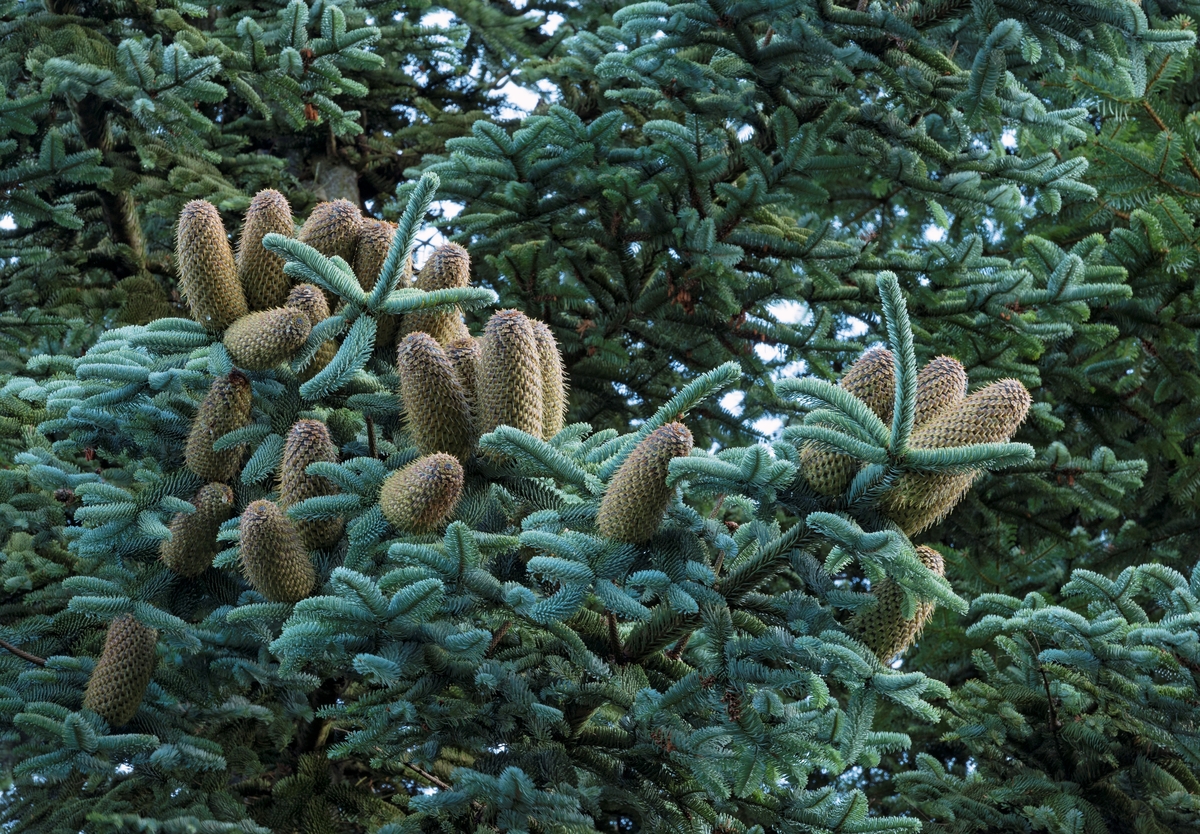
[237,189,294,311]
[881,379,1032,535]
[353,219,409,347]
[532,321,568,440]
[446,337,482,437]
[397,333,474,460]
[478,310,544,438]
[176,200,248,331]
[239,499,316,603]
[83,614,157,726]
[913,356,968,429]
[380,453,465,532]
[298,199,363,265]
[402,243,471,345]
[279,420,343,549]
[185,371,253,481]
[286,283,336,381]
[223,307,312,370]
[800,347,896,496]
[596,422,694,544]
[851,545,945,662]
[160,483,235,578]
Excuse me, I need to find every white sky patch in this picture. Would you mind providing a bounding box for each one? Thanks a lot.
[421,8,455,27]
[754,342,785,363]
[543,13,564,35]
[1001,128,1018,149]
[720,390,745,417]
[431,200,464,219]
[754,416,783,438]
[737,124,754,142]
[769,299,811,325]
[0,214,15,231]
[495,80,541,119]
[839,317,869,339]
[923,225,947,243]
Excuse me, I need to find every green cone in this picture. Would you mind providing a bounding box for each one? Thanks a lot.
[223,307,312,370]
[851,545,945,662]
[286,283,336,381]
[596,422,694,544]
[881,379,1032,535]
[402,243,471,345]
[83,614,157,726]
[380,453,465,532]
[354,219,409,347]
[478,309,544,438]
[913,355,968,429]
[185,372,254,482]
[446,336,481,438]
[160,483,235,578]
[298,199,363,265]
[176,200,248,332]
[279,420,343,549]
[237,189,295,311]
[397,333,474,460]
[239,499,316,603]
[800,347,896,496]
[532,321,568,440]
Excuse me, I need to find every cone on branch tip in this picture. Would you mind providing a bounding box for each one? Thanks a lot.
[83,614,157,726]
[297,199,363,266]
[223,307,312,371]
[237,189,294,311]
[403,243,471,346]
[532,321,568,440]
[478,309,544,440]
[397,333,474,460]
[597,422,694,544]
[160,483,235,578]
[185,372,253,482]
[800,347,895,496]
[380,454,464,533]
[176,200,247,332]
[279,420,343,550]
[239,500,316,603]
[851,545,945,662]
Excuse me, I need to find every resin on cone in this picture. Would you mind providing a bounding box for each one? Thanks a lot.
[532,321,568,440]
[402,243,471,345]
[298,199,363,265]
[223,307,312,370]
[596,422,694,543]
[279,420,343,549]
[160,483,235,578]
[397,333,474,460]
[286,283,337,380]
[237,189,294,311]
[800,347,896,496]
[185,372,253,482]
[478,310,544,438]
[851,545,945,661]
[239,500,316,603]
[176,200,248,331]
[380,454,465,532]
[83,614,157,726]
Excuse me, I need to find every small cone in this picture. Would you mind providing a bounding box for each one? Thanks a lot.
[397,333,474,460]
[800,347,896,496]
[913,356,967,429]
[176,200,248,331]
[402,243,471,345]
[239,500,316,603]
[596,422,694,544]
[237,189,294,311]
[380,454,464,533]
[532,321,568,440]
[223,307,312,370]
[478,310,543,438]
[297,199,363,265]
[446,337,482,437]
[160,483,235,578]
[83,614,157,726]
[286,283,337,381]
[881,379,1032,535]
[279,420,343,549]
[185,372,253,482]
[852,546,945,662]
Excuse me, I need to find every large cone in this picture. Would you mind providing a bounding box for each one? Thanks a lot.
[279,420,343,549]
[397,333,474,460]
[83,614,157,726]
[185,372,253,482]
[478,310,543,439]
[223,307,311,370]
[851,545,945,662]
[596,422,694,544]
[402,243,471,345]
[239,500,316,603]
[237,189,294,311]
[176,200,248,331]
[160,483,235,578]
[532,321,568,440]
[380,454,464,533]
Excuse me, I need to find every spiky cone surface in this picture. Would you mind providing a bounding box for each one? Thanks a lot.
[223,307,312,371]
[852,546,945,662]
[279,420,343,549]
[402,243,472,346]
[913,356,968,429]
[239,500,316,603]
[297,199,363,265]
[800,347,896,496]
[380,454,465,533]
[532,321,568,440]
[881,379,1032,535]
[353,219,409,347]
[185,372,253,482]
[176,200,248,332]
[446,336,482,435]
[83,614,157,726]
[477,310,544,440]
[160,483,235,578]
[237,189,295,311]
[286,283,337,381]
[397,333,474,460]
[596,422,694,544]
